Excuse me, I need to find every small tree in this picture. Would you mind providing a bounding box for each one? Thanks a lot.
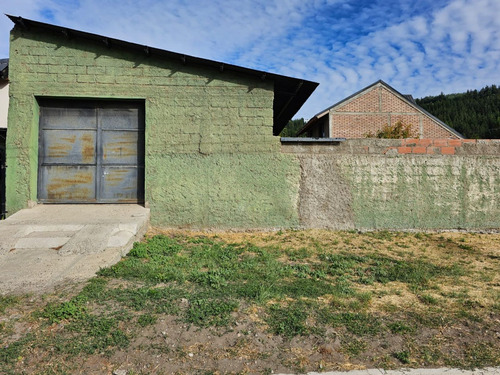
[365,121,415,139]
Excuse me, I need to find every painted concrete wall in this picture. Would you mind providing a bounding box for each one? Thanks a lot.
[283,139,500,230]
[0,81,8,128]
[6,27,300,228]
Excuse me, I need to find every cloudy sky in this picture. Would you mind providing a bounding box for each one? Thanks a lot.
[1,0,499,118]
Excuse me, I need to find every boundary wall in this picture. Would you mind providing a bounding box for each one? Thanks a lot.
[282,139,500,230]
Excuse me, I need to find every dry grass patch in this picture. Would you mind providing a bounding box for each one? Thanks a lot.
[1,229,499,374]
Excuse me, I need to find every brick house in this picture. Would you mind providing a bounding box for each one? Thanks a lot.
[5,15,317,228]
[298,80,463,139]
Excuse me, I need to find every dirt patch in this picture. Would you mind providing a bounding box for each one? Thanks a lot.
[1,229,499,374]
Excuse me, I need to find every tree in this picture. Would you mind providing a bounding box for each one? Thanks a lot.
[416,85,500,139]
[279,118,306,137]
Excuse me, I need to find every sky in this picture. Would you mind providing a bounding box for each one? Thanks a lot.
[1,0,499,119]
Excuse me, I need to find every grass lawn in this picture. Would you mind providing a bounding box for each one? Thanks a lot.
[1,229,499,374]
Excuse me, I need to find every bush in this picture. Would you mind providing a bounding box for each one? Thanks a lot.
[365,121,415,139]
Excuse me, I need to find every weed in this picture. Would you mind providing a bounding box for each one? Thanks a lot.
[40,296,87,323]
[281,278,335,298]
[0,295,19,314]
[185,298,238,327]
[408,311,450,328]
[64,314,129,354]
[363,230,394,241]
[341,338,367,356]
[418,294,439,305]
[190,269,230,289]
[129,235,183,258]
[393,350,410,364]
[319,311,381,335]
[355,291,373,306]
[137,313,157,327]
[0,334,33,364]
[414,233,427,240]
[80,278,108,300]
[266,302,309,337]
[387,321,415,334]
[286,247,311,260]
[446,342,500,369]
[2,231,498,372]
[187,236,216,245]
[458,243,475,252]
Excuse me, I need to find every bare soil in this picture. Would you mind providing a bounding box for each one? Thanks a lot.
[1,229,499,375]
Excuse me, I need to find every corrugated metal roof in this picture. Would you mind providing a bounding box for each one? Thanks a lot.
[6,15,318,135]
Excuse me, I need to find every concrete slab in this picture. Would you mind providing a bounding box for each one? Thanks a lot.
[0,204,149,295]
[15,236,71,249]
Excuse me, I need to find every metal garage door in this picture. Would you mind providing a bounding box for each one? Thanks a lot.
[38,100,144,203]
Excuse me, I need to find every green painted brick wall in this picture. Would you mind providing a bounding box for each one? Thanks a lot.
[6,27,300,228]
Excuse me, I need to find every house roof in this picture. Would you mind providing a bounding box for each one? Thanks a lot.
[0,58,8,80]
[7,15,318,135]
[298,80,464,138]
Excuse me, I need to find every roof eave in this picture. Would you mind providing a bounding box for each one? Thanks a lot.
[6,15,318,133]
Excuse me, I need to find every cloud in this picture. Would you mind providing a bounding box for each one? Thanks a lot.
[1,0,499,120]
[283,0,500,117]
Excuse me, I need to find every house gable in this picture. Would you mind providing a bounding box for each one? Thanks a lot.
[300,81,463,139]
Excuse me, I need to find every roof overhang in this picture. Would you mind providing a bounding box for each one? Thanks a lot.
[7,15,318,135]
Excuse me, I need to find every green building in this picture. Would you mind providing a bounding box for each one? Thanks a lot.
[5,16,317,229]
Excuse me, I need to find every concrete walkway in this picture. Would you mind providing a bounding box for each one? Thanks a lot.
[277,368,500,375]
[0,204,149,295]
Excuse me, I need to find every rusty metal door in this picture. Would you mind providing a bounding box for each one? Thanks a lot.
[38,101,144,203]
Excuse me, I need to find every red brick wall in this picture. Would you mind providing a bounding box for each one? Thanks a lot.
[336,88,380,112]
[387,139,483,155]
[329,84,460,139]
[331,113,387,138]
[422,117,455,138]
[380,87,411,112]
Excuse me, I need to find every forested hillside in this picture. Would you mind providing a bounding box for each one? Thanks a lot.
[416,85,500,139]
[279,118,305,137]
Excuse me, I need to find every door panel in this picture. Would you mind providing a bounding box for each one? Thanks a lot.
[39,165,96,201]
[41,130,96,165]
[100,108,141,130]
[101,131,142,165]
[100,166,144,202]
[40,108,96,129]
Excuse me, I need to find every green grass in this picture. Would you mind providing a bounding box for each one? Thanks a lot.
[1,232,499,373]
[342,338,367,356]
[393,350,411,364]
[185,298,238,327]
[265,302,309,337]
[0,295,19,314]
